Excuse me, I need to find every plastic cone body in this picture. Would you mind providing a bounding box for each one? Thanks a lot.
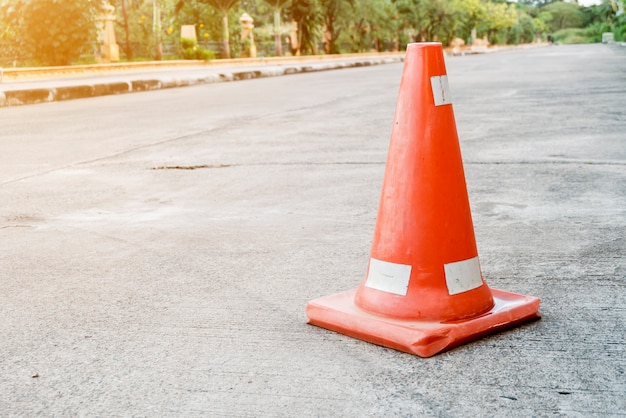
[306,43,540,357]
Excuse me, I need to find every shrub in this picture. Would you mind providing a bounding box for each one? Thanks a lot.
[180,37,214,60]
[584,22,613,42]
[553,28,595,44]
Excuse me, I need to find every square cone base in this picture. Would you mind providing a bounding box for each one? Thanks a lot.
[306,288,540,357]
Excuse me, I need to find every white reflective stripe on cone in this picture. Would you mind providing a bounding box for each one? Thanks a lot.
[430,75,452,106]
[364,258,412,296]
[444,256,483,295]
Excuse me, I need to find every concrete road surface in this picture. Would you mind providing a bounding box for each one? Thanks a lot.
[1,43,624,416]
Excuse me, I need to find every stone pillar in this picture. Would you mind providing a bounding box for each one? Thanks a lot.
[99,1,119,62]
[181,25,197,42]
[239,13,257,58]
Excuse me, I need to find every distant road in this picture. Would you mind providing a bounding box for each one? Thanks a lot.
[0,53,403,106]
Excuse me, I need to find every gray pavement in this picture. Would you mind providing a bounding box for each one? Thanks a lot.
[0,43,625,416]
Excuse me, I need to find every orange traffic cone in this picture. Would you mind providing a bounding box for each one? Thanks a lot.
[306,42,540,357]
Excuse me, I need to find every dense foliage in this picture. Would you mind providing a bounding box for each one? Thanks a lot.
[1,0,625,66]
[1,0,96,66]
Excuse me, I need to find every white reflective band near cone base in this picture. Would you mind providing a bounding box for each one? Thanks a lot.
[430,75,452,106]
[444,256,483,295]
[364,258,412,296]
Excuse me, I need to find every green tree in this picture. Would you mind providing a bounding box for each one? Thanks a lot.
[191,0,239,58]
[394,0,425,42]
[288,0,322,55]
[9,0,96,66]
[320,0,352,53]
[424,0,462,45]
[118,0,135,60]
[542,1,584,32]
[263,0,291,56]
[456,0,486,42]
[394,0,462,45]
[478,1,517,44]
[344,0,398,52]
[581,0,626,42]
[172,0,222,55]
[113,0,158,60]
[113,0,170,60]
[368,0,399,50]
[174,2,221,39]
[0,1,23,64]
[616,0,626,41]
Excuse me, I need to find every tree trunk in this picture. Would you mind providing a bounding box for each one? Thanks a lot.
[297,21,302,56]
[222,13,231,59]
[324,15,339,54]
[274,9,282,56]
[153,0,162,60]
[120,0,133,60]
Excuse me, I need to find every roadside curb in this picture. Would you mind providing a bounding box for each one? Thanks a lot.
[0,57,402,108]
